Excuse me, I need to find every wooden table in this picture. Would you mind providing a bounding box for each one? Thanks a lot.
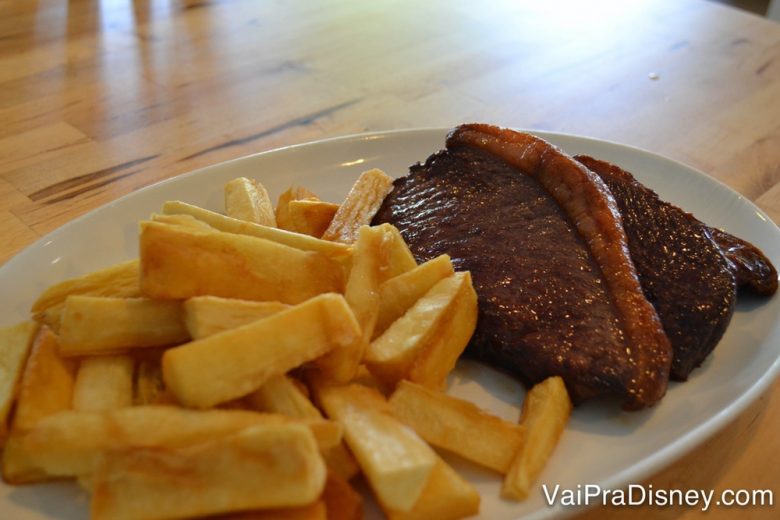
[1,0,778,518]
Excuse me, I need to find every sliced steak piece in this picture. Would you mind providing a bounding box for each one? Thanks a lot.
[576,156,777,379]
[575,156,737,380]
[373,124,672,410]
[709,228,778,296]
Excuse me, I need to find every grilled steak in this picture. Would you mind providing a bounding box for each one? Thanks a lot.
[575,156,737,380]
[374,124,673,409]
[373,124,776,408]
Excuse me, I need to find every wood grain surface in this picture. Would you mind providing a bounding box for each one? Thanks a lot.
[1,0,778,518]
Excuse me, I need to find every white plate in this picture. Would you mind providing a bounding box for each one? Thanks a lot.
[2,129,779,520]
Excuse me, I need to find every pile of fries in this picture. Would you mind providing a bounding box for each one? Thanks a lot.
[0,168,572,519]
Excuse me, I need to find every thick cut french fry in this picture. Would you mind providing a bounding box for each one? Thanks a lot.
[365,272,475,388]
[502,376,572,500]
[23,406,339,477]
[321,442,360,482]
[317,225,388,383]
[247,374,322,419]
[150,212,214,230]
[59,296,188,356]
[72,356,134,412]
[248,373,360,480]
[321,169,394,243]
[374,254,454,338]
[316,383,436,513]
[140,221,344,304]
[384,459,480,520]
[90,422,326,520]
[345,226,393,332]
[276,185,319,231]
[31,259,141,329]
[389,381,524,473]
[162,201,351,262]
[134,359,165,405]
[287,199,339,238]
[407,272,477,390]
[8,329,75,431]
[379,223,418,280]
[3,327,75,484]
[0,321,38,439]
[163,293,361,408]
[183,296,289,339]
[225,177,277,227]
[31,259,141,314]
[322,471,363,520]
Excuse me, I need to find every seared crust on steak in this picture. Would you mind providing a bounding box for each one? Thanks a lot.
[448,124,673,408]
[374,124,673,409]
[576,155,777,379]
[575,155,737,380]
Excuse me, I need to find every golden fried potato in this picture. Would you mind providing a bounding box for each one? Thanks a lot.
[389,381,524,473]
[90,422,326,520]
[276,185,319,231]
[406,272,477,390]
[0,321,38,439]
[150,212,215,231]
[140,221,344,304]
[502,376,572,500]
[3,328,75,484]
[5,171,502,517]
[162,201,352,262]
[72,356,134,412]
[225,177,277,227]
[247,374,322,419]
[316,383,436,513]
[183,296,289,339]
[317,225,388,383]
[383,459,480,520]
[374,254,454,338]
[59,296,188,356]
[287,199,339,238]
[365,272,476,389]
[377,223,418,281]
[321,441,361,483]
[163,293,361,408]
[31,260,141,330]
[248,374,360,481]
[321,169,394,243]
[23,407,339,478]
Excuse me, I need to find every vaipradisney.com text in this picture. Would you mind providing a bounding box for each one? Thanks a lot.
[543,484,773,512]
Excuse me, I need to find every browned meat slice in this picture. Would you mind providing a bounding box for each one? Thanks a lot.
[576,156,777,379]
[709,228,778,296]
[373,124,672,410]
[575,156,737,380]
